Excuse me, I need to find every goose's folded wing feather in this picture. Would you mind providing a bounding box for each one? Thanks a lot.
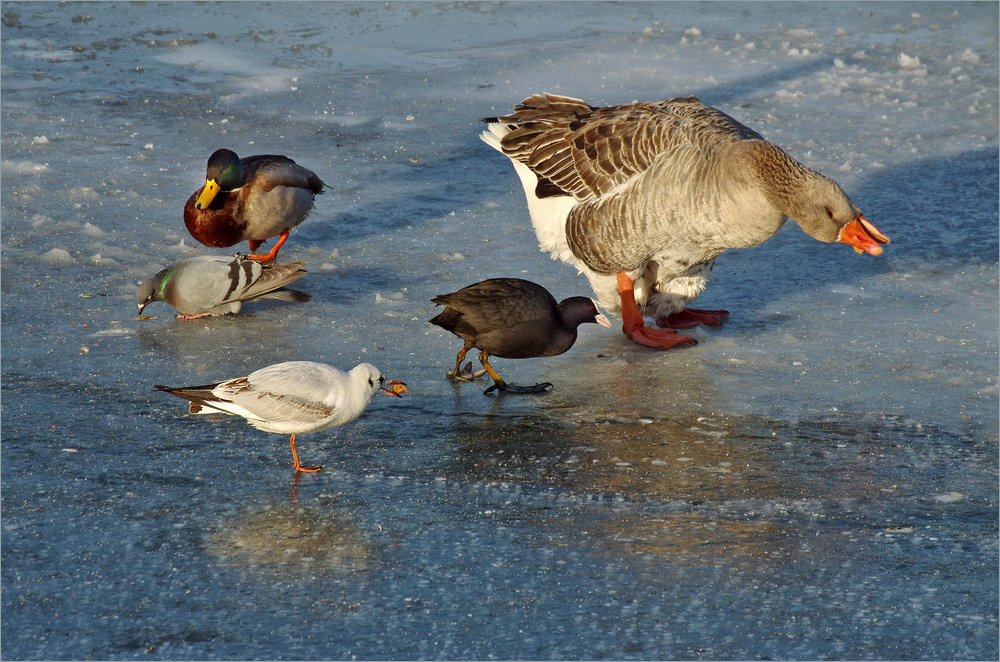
[494,94,763,202]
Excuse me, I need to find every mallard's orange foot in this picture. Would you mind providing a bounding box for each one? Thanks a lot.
[246,230,289,263]
[177,313,212,320]
[657,307,730,329]
[293,463,322,473]
[624,324,696,350]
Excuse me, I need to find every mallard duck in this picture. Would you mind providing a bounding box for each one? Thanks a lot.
[482,94,889,350]
[136,255,310,319]
[155,362,407,472]
[429,277,611,394]
[183,149,326,262]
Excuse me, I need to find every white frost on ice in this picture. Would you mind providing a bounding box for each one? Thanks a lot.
[897,52,922,69]
[82,223,106,238]
[1,160,49,174]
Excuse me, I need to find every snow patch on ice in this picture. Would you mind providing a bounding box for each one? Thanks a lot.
[1,160,49,174]
[40,248,74,266]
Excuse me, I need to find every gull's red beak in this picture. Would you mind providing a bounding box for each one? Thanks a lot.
[383,380,408,397]
[838,215,890,255]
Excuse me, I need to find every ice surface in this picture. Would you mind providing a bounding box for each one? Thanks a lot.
[2,2,997,660]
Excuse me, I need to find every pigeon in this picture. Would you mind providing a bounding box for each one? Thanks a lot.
[136,255,310,319]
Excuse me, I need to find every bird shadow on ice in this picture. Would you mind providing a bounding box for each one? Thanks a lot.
[434,393,912,567]
[297,139,503,246]
[705,147,999,324]
[686,57,833,109]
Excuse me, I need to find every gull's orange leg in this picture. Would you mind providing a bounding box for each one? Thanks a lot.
[288,433,322,473]
[617,272,696,350]
[247,230,289,263]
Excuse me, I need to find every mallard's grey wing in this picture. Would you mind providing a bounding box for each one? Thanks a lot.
[242,155,325,194]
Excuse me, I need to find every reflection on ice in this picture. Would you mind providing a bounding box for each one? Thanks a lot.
[205,478,375,579]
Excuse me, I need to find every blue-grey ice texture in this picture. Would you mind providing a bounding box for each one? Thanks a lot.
[2,2,997,660]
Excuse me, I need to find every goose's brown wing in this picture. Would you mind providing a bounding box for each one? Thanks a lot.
[489,94,762,202]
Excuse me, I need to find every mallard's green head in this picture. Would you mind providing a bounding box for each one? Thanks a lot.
[195,149,242,210]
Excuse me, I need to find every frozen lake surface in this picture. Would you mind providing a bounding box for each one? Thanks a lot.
[2,2,997,659]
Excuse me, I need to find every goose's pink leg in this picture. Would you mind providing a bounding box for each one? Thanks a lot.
[656,307,729,329]
[617,273,696,350]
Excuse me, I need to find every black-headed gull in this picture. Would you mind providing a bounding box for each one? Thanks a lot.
[156,361,407,472]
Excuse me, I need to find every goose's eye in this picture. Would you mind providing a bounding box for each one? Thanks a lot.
[826,208,835,220]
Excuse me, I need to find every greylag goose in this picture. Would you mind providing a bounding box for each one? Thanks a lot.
[184,149,326,263]
[136,255,310,319]
[156,362,407,472]
[482,94,889,350]
[430,277,611,394]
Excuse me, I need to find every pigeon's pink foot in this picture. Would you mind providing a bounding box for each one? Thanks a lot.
[617,273,696,350]
[656,307,729,329]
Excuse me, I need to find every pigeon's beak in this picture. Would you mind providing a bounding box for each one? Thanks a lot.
[195,178,220,210]
[383,380,408,397]
[838,215,889,255]
[595,313,612,328]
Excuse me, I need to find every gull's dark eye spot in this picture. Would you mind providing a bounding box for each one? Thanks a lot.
[368,377,374,387]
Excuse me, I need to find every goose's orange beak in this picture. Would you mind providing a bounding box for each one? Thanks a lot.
[838,216,889,255]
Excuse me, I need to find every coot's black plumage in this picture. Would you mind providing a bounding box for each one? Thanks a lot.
[429,278,611,394]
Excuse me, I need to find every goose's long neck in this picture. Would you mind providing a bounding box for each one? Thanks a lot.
[742,140,817,216]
